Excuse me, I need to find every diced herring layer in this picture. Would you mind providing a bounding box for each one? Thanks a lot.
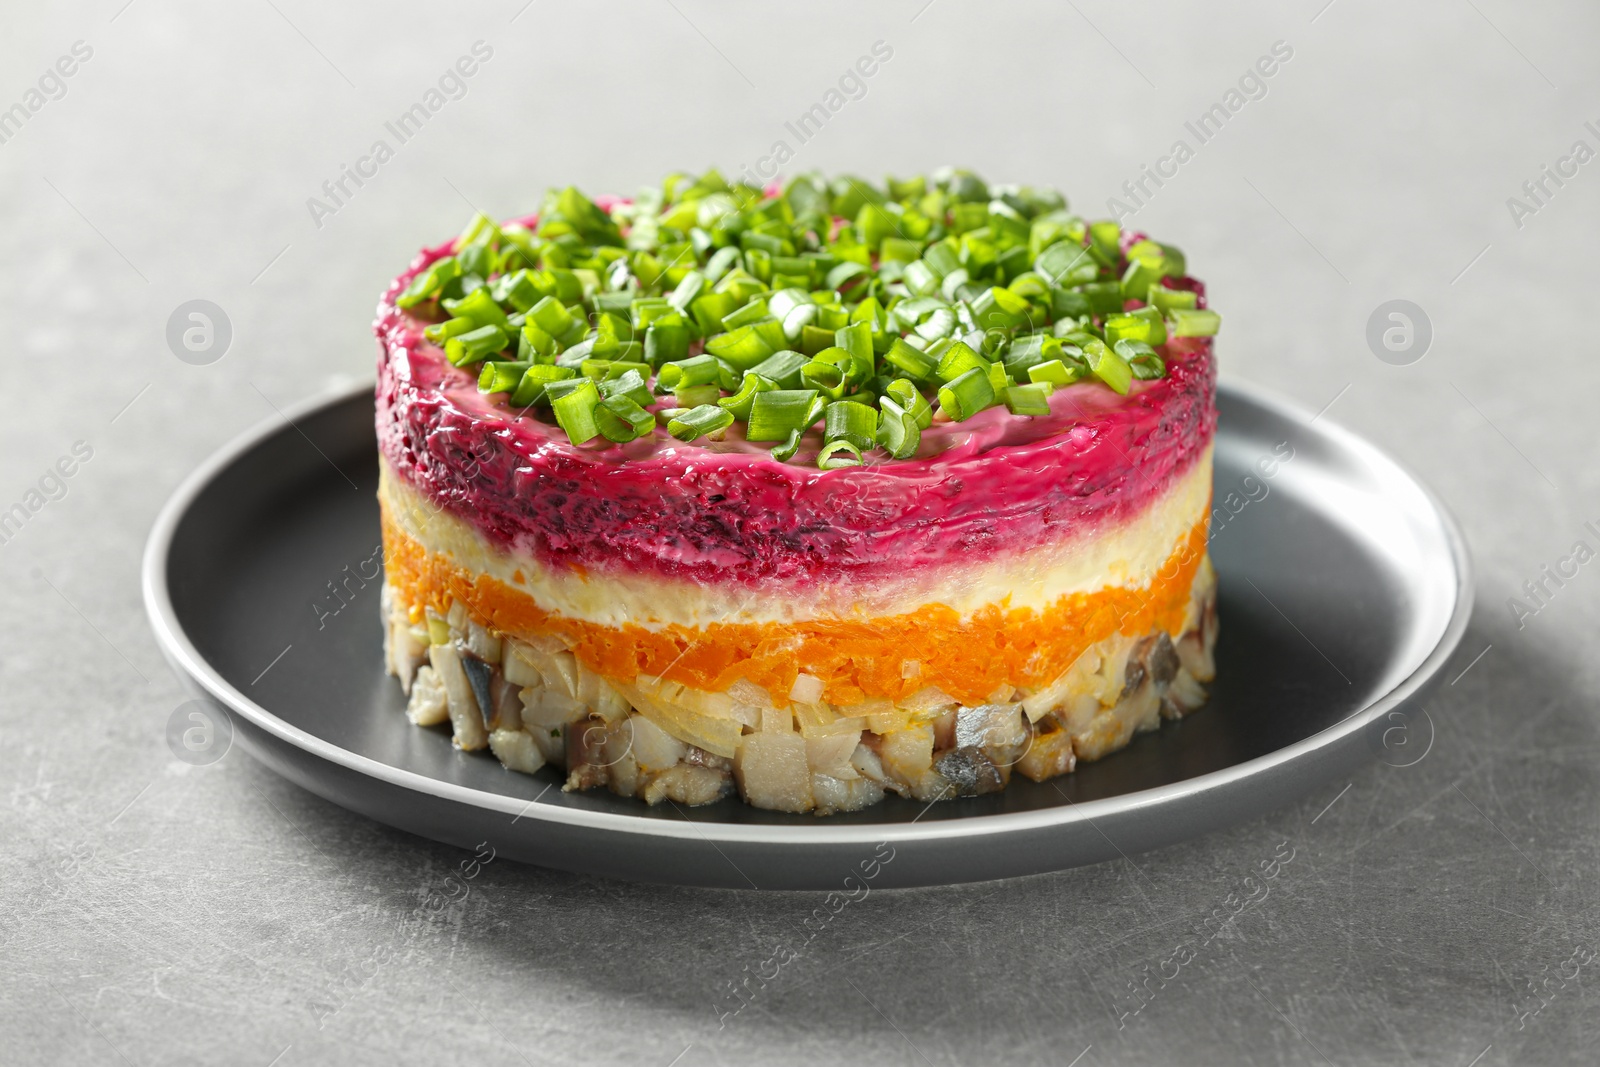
[382,564,1218,814]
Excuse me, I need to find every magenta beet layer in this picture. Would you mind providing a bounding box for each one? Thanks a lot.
[376,241,1216,587]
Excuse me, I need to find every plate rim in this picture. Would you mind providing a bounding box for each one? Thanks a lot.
[142,377,1474,847]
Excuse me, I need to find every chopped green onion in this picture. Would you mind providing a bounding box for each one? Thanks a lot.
[1001,332,1057,380]
[922,242,959,277]
[424,317,475,344]
[551,379,602,444]
[902,259,939,296]
[494,269,543,312]
[1028,359,1082,388]
[1035,241,1097,287]
[581,355,649,380]
[518,321,558,360]
[705,321,783,370]
[885,378,934,429]
[1127,239,1185,279]
[703,246,741,283]
[525,295,576,338]
[825,261,869,291]
[397,169,1212,464]
[797,324,836,355]
[1115,340,1166,380]
[1088,220,1121,263]
[880,237,922,264]
[455,211,498,251]
[509,364,577,408]
[876,397,921,459]
[748,349,808,389]
[442,287,511,331]
[667,404,735,442]
[1120,257,1165,302]
[883,337,937,381]
[444,324,510,367]
[767,288,811,321]
[1169,308,1221,337]
[823,400,879,449]
[970,285,1031,331]
[644,322,690,365]
[985,359,1010,395]
[658,354,721,390]
[936,367,995,421]
[673,383,722,408]
[1147,285,1198,312]
[478,360,530,394]
[934,340,988,384]
[719,372,778,419]
[817,440,863,469]
[801,358,845,397]
[597,395,655,442]
[747,389,821,441]
[1051,288,1093,322]
[1103,312,1160,347]
[396,256,462,308]
[914,307,957,342]
[1083,339,1132,395]
[770,427,804,462]
[721,297,770,331]
[835,320,873,365]
[599,368,654,407]
[1080,281,1125,318]
[1003,383,1053,416]
[668,269,705,312]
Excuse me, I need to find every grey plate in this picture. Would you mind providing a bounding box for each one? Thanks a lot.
[142,380,1471,890]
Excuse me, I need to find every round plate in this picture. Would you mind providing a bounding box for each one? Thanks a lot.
[142,381,1471,889]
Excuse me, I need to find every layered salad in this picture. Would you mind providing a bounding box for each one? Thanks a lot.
[375,168,1219,814]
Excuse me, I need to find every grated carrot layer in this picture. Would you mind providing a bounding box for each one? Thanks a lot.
[381,506,1209,707]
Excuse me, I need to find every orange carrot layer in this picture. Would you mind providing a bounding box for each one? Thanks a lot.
[382,506,1209,707]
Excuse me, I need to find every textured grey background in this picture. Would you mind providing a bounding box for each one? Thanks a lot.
[3,0,1598,1064]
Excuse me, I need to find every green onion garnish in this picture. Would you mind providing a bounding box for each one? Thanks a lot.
[509,364,576,408]
[597,395,655,443]
[424,317,475,345]
[1116,340,1166,381]
[667,404,735,442]
[1028,359,1081,388]
[770,427,805,461]
[885,378,934,429]
[1003,383,1053,416]
[599,368,654,408]
[1083,339,1132,395]
[934,340,989,384]
[885,338,938,381]
[406,169,1207,463]
[478,360,530,395]
[817,439,863,469]
[876,397,921,459]
[719,372,778,420]
[551,379,602,444]
[1169,308,1221,337]
[443,287,511,332]
[1148,286,1198,313]
[445,325,510,367]
[747,389,821,441]
[748,349,808,389]
[937,367,995,421]
[397,256,462,308]
[823,400,879,450]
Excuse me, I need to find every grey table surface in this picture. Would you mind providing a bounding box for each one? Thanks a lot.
[3,1,1598,1064]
